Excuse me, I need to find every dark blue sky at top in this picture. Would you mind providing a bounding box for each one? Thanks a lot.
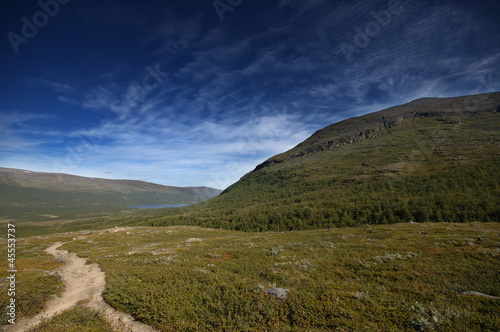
[1,0,499,188]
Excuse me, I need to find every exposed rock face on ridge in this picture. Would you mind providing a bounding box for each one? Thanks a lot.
[252,92,500,172]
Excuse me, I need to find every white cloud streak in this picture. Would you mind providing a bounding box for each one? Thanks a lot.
[3,1,499,188]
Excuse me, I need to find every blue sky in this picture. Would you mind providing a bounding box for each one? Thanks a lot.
[1,0,499,189]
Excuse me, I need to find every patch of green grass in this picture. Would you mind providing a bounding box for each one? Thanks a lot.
[27,305,114,332]
[10,208,157,238]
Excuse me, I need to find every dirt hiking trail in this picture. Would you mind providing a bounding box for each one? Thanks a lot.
[6,242,156,332]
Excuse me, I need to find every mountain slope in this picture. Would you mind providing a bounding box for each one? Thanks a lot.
[0,168,221,221]
[148,92,500,230]
[252,93,500,170]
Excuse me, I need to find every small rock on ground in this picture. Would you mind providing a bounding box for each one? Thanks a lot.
[185,238,202,243]
[263,288,289,300]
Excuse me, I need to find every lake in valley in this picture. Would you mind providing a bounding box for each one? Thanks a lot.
[128,204,191,209]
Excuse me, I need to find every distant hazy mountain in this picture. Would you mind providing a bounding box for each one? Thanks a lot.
[0,168,221,221]
[151,92,500,231]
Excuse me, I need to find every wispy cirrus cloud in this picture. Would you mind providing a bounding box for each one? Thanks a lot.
[0,112,58,153]
[42,108,314,187]
[2,0,499,188]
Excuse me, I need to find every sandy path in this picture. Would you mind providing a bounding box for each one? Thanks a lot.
[6,242,157,332]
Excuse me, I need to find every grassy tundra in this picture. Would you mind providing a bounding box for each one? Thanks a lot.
[2,222,499,331]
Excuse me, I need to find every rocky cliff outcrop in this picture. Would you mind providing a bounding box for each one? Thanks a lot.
[252,92,500,172]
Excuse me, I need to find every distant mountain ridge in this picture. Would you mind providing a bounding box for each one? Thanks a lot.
[150,92,500,231]
[0,168,221,221]
[0,167,217,193]
[251,92,500,173]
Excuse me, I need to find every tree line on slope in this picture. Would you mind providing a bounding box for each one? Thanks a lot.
[142,160,499,231]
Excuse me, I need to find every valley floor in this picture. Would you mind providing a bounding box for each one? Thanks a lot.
[1,222,499,331]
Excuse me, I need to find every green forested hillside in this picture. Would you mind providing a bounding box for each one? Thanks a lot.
[144,92,500,230]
